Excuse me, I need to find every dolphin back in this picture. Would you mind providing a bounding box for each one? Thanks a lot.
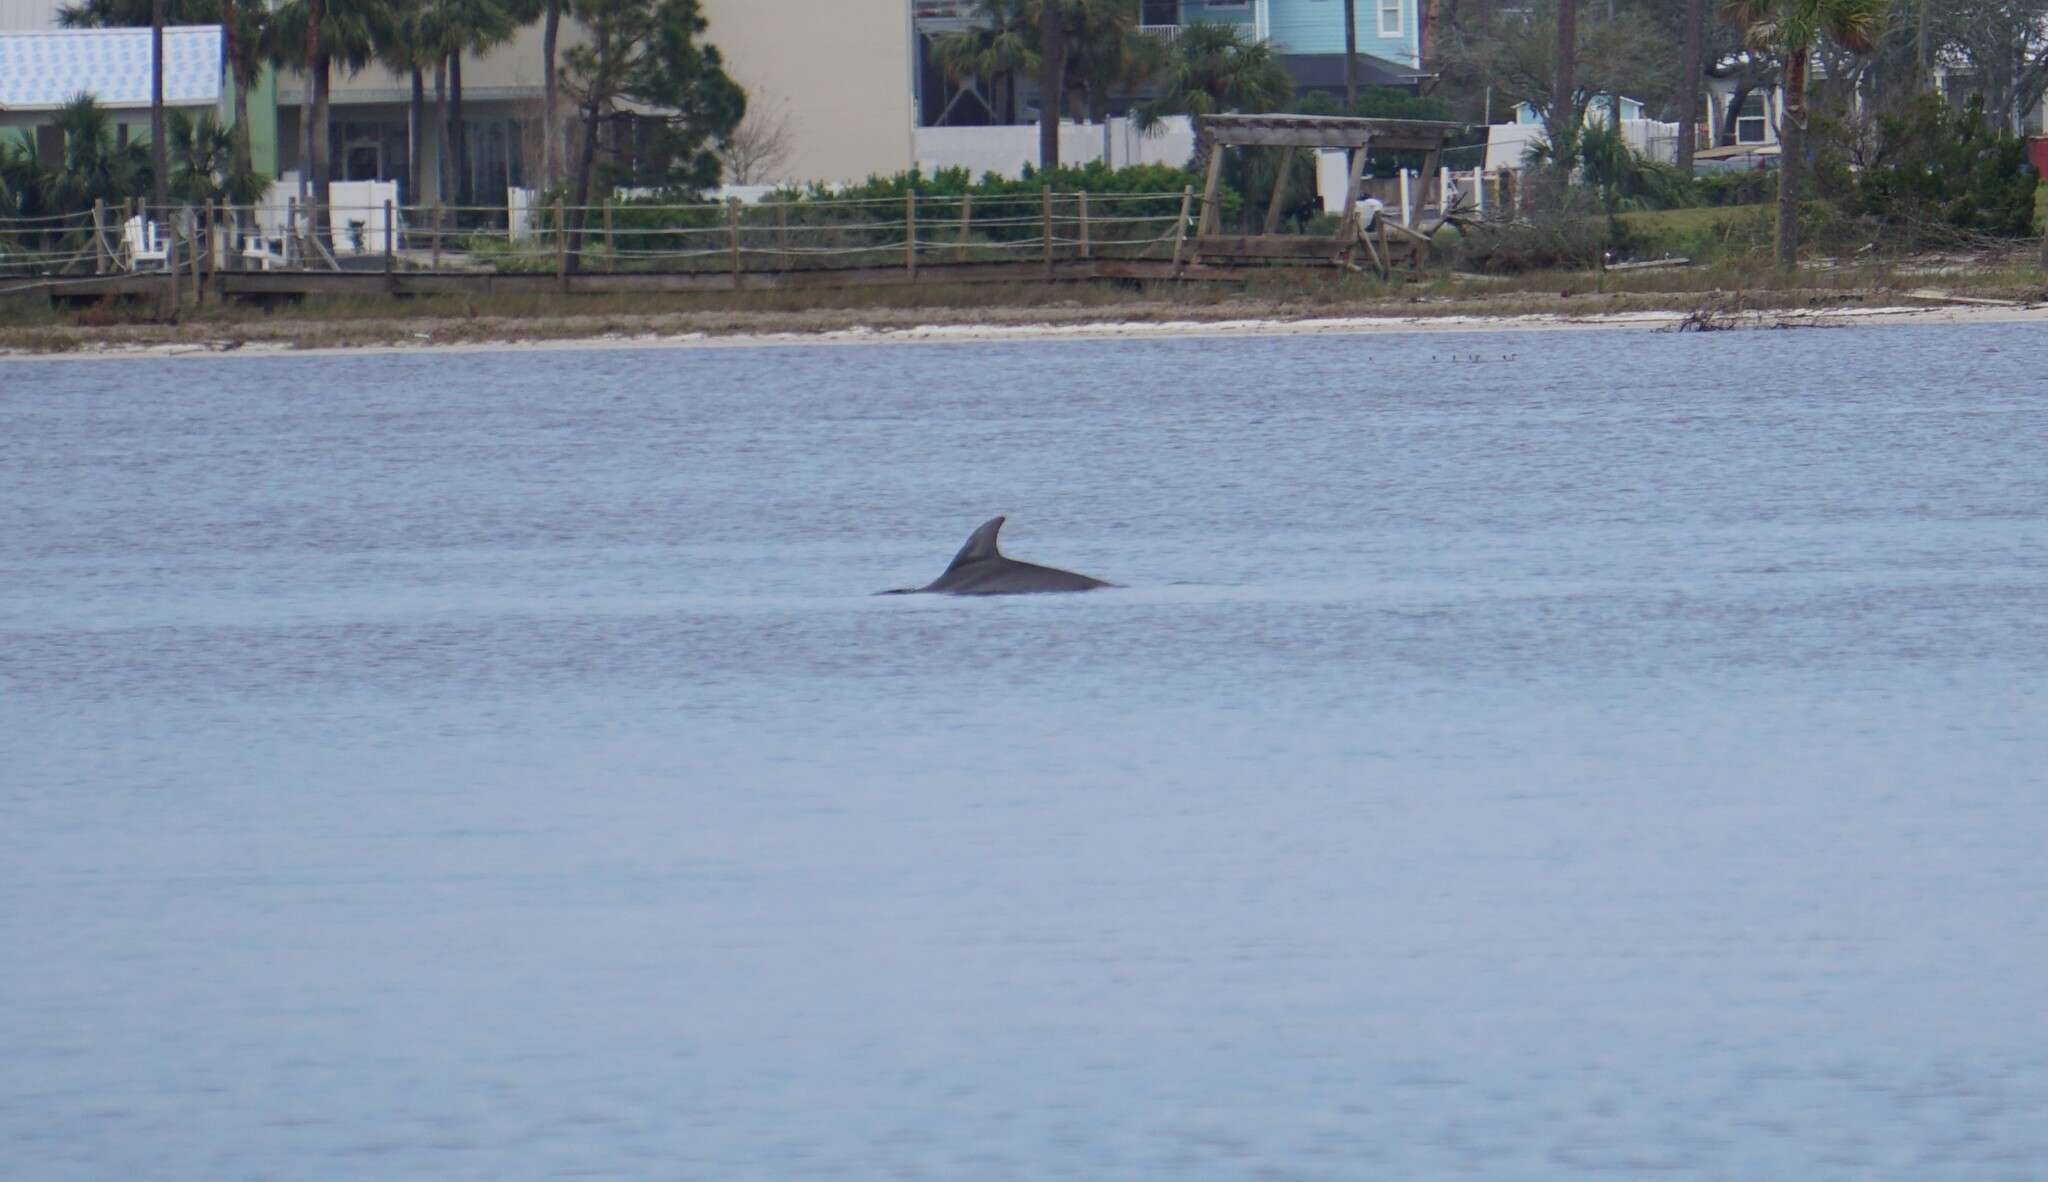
[945,516,1007,572]
[891,515,1111,596]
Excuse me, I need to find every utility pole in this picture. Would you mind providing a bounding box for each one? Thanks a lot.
[1344,0,1358,108]
[150,0,165,213]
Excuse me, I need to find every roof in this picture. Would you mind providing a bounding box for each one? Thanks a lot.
[0,25,221,113]
[1280,53,1426,92]
[1199,113,1462,151]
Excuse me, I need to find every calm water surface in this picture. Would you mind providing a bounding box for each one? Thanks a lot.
[3,325,2045,1179]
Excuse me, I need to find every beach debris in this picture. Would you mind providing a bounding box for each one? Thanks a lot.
[1903,288,2022,307]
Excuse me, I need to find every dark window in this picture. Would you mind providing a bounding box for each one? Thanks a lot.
[1141,0,1178,26]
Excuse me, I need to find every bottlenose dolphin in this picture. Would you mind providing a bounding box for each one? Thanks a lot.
[886,516,1112,595]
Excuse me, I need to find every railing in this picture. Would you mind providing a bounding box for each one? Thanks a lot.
[0,187,1202,294]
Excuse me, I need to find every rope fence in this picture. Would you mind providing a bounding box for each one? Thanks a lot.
[0,187,1201,293]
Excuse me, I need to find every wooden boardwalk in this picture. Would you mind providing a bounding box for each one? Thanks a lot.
[25,257,1245,306]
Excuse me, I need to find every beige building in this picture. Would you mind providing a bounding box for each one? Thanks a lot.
[286,0,917,197]
[5,0,922,201]
[696,0,915,185]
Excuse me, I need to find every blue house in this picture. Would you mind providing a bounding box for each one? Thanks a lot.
[1138,0,1428,104]
[915,0,1426,127]
[1144,0,1424,74]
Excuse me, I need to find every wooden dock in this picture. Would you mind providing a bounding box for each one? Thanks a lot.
[23,257,1244,307]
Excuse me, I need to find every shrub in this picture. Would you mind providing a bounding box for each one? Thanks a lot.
[1847,96,2038,242]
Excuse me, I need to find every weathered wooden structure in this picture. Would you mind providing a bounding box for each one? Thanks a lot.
[4,188,1254,309]
[1188,114,1463,277]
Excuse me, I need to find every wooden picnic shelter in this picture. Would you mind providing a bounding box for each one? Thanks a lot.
[1189,113,1463,276]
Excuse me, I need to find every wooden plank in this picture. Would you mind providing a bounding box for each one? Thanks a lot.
[1200,114,1459,153]
[1196,235,1349,259]
[905,189,918,280]
[1193,148,1226,264]
[1262,147,1296,236]
[1169,185,1193,274]
[1041,186,1054,279]
[202,255,1252,304]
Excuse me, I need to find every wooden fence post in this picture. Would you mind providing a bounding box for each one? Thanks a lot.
[1170,185,1193,274]
[955,193,972,263]
[603,199,614,267]
[201,200,215,298]
[1077,190,1090,260]
[775,202,790,270]
[165,233,179,314]
[727,198,742,288]
[554,201,567,291]
[1041,185,1054,280]
[905,189,918,280]
[184,207,201,305]
[431,203,443,270]
[92,200,108,273]
[383,198,396,290]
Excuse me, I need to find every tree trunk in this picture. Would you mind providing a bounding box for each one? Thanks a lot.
[450,51,468,205]
[1037,0,1063,170]
[313,54,332,223]
[1677,0,1704,175]
[542,0,562,185]
[436,56,453,207]
[150,0,165,211]
[1548,0,1577,172]
[298,80,313,202]
[1776,52,1805,269]
[409,67,426,206]
[1719,84,1749,146]
[567,106,602,273]
[1915,0,1929,91]
[1343,0,1357,109]
[301,0,321,211]
[221,0,251,180]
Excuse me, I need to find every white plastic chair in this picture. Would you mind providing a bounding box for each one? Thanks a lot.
[122,216,170,270]
[240,233,286,270]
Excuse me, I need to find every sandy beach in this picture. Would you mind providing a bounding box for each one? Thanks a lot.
[4,296,2043,362]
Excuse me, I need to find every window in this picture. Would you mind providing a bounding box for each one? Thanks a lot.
[1140,0,1178,25]
[1736,93,1768,144]
[1379,0,1402,36]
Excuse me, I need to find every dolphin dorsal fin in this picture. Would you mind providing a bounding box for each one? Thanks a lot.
[945,516,1006,571]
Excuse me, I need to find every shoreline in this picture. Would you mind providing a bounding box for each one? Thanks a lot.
[3,297,2043,362]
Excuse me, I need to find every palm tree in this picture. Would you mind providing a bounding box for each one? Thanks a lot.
[57,0,265,180]
[1725,0,1888,266]
[2,98,153,257]
[167,109,267,203]
[931,0,1035,125]
[374,0,447,202]
[1132,22,1293,174]
[1063,0,1166,123]
[50,96,156,211]
[432,0,521,205]
[514,0,563,185]
[272,0,387,221]
[151,0,166,211]
[1037,0,1064,167]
